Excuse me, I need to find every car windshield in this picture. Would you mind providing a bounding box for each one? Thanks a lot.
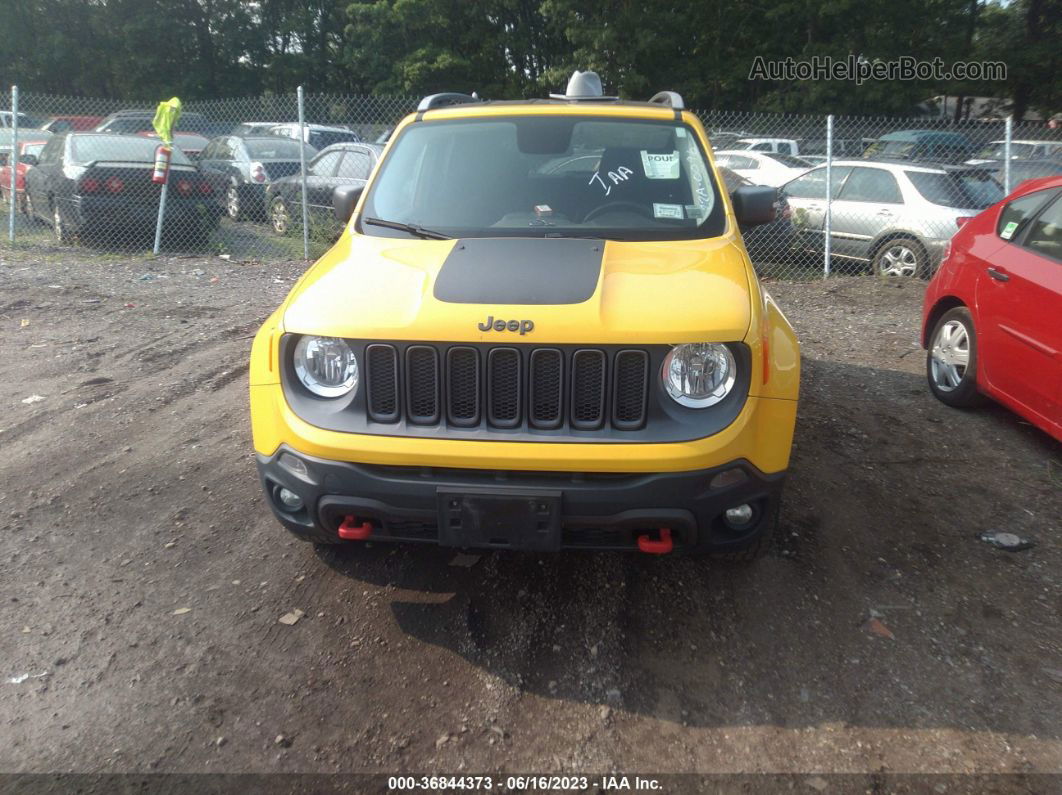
[14,113,46,128]
[244,138,313,159]
[764,152,809,168]
[360,115,725,240]
[906,169,1003,209]
[70,135,193,166]
[976,142,1037,159]
[307,130,360,149]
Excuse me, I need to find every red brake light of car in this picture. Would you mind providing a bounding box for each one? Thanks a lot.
[80,177,101,194]
[956,216,973,228]
[105,176,124,194]
[198,180,214,196]
[176,179,193,196]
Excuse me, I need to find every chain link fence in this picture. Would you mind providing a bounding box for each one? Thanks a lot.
[3,87,1060,279]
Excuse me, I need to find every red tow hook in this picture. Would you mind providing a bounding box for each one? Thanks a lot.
[637,527,673,555]
[337,516,373,541]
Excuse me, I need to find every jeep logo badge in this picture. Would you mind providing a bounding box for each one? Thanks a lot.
[478,316,534,335]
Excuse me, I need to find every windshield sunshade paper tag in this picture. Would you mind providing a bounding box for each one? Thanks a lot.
[653,203,685,220]
[1000,220,1019,240]
[641,150,680,179]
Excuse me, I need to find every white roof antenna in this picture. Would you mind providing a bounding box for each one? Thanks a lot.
[550,70,616,101]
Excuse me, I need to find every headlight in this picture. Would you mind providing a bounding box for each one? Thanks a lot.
[293,336,358,398]
[661,343,736,408]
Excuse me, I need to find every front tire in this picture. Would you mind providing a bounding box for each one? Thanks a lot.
[270,196,291,235]
[52,202,73,244]
[927,306,983,407]
[874,237,926,278]
[226,184,242,221]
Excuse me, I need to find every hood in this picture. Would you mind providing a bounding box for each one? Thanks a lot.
[282,233,753,344]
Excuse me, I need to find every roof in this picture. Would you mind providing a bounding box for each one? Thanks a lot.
[415,71,684,115]
[317,141,384,153]
[827,157,992,173]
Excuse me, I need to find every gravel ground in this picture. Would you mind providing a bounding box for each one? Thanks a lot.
[0,246,1059,784]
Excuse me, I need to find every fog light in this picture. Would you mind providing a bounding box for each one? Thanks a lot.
[275,486,303,511]
[724,503,754,527]
[710,468,747,489]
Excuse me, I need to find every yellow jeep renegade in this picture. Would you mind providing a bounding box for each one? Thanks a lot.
[250,72,799,560]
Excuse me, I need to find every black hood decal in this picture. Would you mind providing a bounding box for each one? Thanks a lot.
[433,238,602,305]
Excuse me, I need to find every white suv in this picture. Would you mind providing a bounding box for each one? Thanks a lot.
[734,137,803,155]
[780,159,1003,277]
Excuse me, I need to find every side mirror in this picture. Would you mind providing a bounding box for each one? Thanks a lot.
[19,154,38,166]
[731,185,777,227]
[333,184,364,223]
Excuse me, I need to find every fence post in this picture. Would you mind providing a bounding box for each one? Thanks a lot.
[823,113,833,278]
[8,85,18,245]
[1003,115,1012,194]
[297,86,309,261]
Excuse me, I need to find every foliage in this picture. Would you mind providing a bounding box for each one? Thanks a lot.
[0,0,1057,118]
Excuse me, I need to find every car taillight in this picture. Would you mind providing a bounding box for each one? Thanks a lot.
[176,179,193,196]
[956,216,972,228]
[105,176,124,194]
[81,177,101,194]
[251,161,267,183]
[198,180,214,196]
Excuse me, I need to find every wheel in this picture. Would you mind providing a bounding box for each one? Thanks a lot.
[873,237,926,278]
[270,196,291,235]
[226,183,242,221]
[52,202,73,244]
[927,306,984,408]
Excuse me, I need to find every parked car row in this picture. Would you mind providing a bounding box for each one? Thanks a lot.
[20,133,222,244]
[1,126,385,247]
[706,127,1061,278]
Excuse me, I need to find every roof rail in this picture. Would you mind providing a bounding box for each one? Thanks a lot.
[416,93,482,112]
[648,91,685,111]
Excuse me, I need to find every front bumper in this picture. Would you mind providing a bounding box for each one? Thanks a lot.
[257,446,784,553]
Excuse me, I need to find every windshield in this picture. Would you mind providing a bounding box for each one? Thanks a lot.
[976,142,1037,160]
[70,135,193,166]
[308,130,360,149]
[359,116,725,240]
[764,152,810,168]
[906,169,1002,209]
[244,138,313,159]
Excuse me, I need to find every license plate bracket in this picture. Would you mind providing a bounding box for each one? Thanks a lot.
[437,488,562,551]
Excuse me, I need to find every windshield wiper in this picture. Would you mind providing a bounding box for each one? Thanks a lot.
[362,217,451,240]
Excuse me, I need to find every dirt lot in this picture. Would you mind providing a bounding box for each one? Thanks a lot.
[0,246,1059,784]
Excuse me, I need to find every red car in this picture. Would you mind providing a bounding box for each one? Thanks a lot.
[922,175,1062,441]
[0,138,50,214]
